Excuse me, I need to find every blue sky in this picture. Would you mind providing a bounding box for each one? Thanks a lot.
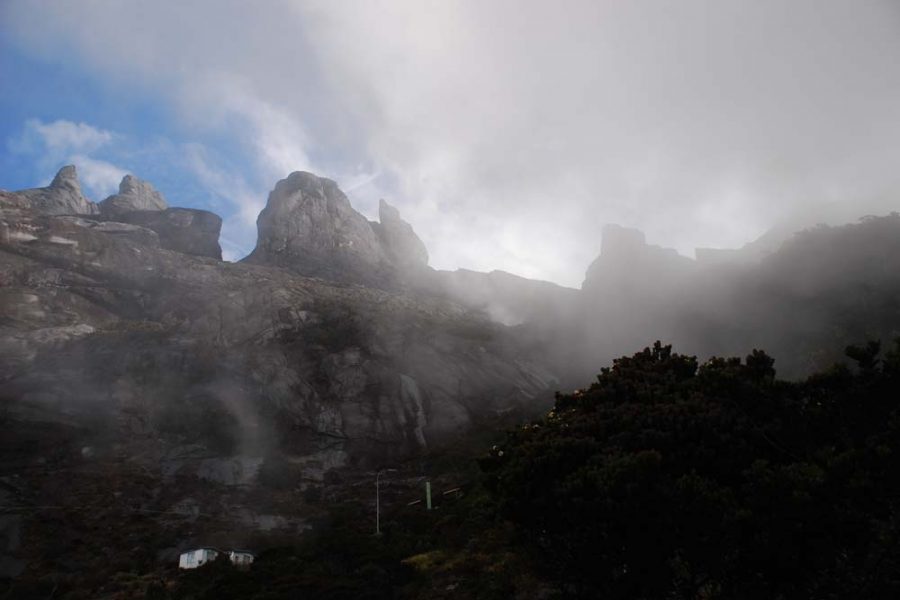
[2,1,900,285]
[0,7,383,261]
[0,30,255,258]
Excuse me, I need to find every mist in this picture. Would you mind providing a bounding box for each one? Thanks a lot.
[3,1,900,596]
[4,0,900,285]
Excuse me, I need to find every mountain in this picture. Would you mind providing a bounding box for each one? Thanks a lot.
[0,166,557,586]
[242,171,431,287]
[2,165,899,593]
[2,165,557,460]
[572,213,900,379]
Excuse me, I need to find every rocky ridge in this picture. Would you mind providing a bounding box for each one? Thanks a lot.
[374,197,429,270]
[1,166,556,466]
[244,171,392,284]
[5,165,98,216]
[1,165,561,581]
[3,164,900,589]
[98,173,169,216]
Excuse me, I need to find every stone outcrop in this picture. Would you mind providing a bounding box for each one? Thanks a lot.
[89,174,221,259]
[13,165,98,215]
[243,171,392,284]
[373,198,428,270]
[5,166,900,589]
[113,207,222,260]
[99,174,168,217]
[575,225,701,380]
[244,172,435,286]
[1,167,557,473]
[581,224,694,293]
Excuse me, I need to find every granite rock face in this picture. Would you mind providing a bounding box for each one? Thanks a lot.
[244,172,436,286]
[89,174,221,259]
[12,165,98,216]
[113,207,222,259]
[1,168,557,477]
[244,171,393,284]
[374,198,429,270]
[99,174,169,217]
[581,224,694,294]
[7,166,900,588]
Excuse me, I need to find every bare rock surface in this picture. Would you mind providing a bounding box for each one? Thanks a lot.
[99,174,169,216]
[374,198,429,270]
[243,171,393,285]
[12,165,98,216]
[582,224,694,294]
[113,207,222,259]
[0,166,561,585]
[1,168,557,473]
[2,166,900,589]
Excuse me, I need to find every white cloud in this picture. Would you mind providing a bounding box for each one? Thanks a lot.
[9,118,115,159]
[4,0,900,285]
[183,143,264,261]
[31,119,114,154]
[69,154,127,199]
[8,118,128,200]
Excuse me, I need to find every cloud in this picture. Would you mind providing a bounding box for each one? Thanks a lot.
[7,118,128,199]
[3,0,900,285]
[9,118,114,159]
[8,118,115,160]
[183,143,264,261]
[69,154,127,198]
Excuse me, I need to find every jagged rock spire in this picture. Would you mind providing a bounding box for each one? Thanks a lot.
[100,174,168,216]
[376,198,429,269]
[14,165,97,215]
[243,171,392,283]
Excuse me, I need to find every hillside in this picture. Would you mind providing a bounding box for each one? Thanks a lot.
[2,165,899,596]
[45,341,898,599]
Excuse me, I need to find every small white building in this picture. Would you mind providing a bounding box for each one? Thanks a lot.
[178,547,255,570]
[229,550,255,568]
[178,548,219,569]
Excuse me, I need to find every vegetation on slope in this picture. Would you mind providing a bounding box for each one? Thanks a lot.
[482,340,900,598]
[9,340,899,599]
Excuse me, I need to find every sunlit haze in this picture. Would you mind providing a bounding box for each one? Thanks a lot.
[2,0,899,286]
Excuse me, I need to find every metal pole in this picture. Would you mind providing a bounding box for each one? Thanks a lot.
[426,481,432,510]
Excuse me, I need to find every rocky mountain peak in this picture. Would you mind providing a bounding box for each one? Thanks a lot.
[12,165,97,215]
[275,171,343,203]
[49,164,81,192]
[243,171,392,284]
[244,171,434,285]
[582,224,693,292]
[599,224,647,261]
[375,198,429,269]
[378,197,401,221]
[100,174,168,217]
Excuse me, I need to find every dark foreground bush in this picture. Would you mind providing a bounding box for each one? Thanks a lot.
[482,340,900,599]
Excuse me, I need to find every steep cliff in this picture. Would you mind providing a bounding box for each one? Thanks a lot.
[243,171,393,284]
[1,168,556,471]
